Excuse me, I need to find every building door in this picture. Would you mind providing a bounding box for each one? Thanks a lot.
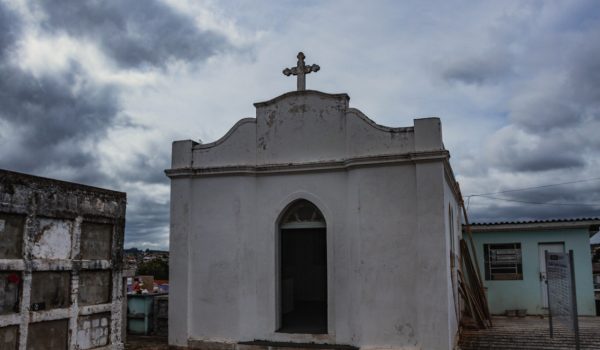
[539,243,565,308]
[278,200,327,334]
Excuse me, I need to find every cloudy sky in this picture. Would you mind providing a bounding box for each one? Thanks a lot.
[1,0,599,250]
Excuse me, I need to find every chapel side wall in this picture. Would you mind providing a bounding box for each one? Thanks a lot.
[343,165,421,348]
[442,174,461,349]
[414,161,452,350]
[186,176,257,341]
[168,177,192,346]
[411,118,453,349]
[183,165,430,348]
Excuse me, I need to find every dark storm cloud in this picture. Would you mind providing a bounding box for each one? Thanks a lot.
[568,43,600,106]
[37,0,230,69]
[484,22,600,174]
[487,129,585,172]
[442,51,512,85]
[499,153,584,173]
[510,96,580,133]
[466,179,600,224]
[0,0,230,249]
[0,61,120,184]
[124,195,170,248]
[469,202,600,223]
[456,6,600,223]
[0,2,20,59]
[0,3,116,184]
[512,185,600,203]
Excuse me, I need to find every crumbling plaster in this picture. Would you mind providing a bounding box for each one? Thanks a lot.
[0,170,126,350]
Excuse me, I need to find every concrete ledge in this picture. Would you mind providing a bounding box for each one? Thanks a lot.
[188,340,236,350]
[79,303,112,315]
[182,340,359,350]
[166,151,449,178]
[0,259,25,270]
[238,340,358,350]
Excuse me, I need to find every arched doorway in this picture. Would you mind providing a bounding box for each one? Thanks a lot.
[278,199,327,334]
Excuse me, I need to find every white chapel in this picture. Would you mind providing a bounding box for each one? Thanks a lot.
[166,52,463,350]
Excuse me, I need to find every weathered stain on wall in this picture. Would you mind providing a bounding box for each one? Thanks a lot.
[77,312,111,349]
[31,218,73,260]
[0,169,126,350]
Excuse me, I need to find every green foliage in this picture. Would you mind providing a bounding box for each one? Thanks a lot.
[137,258,169,280]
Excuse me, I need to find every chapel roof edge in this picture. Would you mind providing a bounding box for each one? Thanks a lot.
[0,168,126,197]
[346,108,414,133]
[193,118,256,150]
[254,90,350,108]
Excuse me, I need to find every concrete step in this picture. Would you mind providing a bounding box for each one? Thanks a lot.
[237,340,359,350]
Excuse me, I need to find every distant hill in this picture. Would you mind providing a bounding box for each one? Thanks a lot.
[124,247,169,254]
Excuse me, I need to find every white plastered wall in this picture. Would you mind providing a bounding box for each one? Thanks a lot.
[167,91,459,350]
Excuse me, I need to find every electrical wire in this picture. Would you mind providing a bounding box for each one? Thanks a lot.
[465,177,600,198]
[475,194,600,207]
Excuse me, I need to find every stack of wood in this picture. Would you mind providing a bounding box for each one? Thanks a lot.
[458,202,492,329]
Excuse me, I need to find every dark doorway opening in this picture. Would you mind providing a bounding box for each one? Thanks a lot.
[279,228,327,334]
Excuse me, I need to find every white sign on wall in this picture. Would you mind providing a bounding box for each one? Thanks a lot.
[546,252,574,330]
[546,250,580,349]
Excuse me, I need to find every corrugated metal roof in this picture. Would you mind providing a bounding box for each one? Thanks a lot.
[470,217,600,226]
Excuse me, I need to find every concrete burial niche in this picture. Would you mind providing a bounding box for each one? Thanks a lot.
[0,272,21,315]
[80,222,113,260]
[0,325,19,349]
[30,272,71,310]
[0,213,25,259]
[0,169,126,350]
[79,270,112,306]
[167,88,463,350]
[27,319,69,350]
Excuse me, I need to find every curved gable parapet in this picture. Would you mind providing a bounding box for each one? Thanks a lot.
[168,90,445,174]
[192,118,257,167]
[253,90,350,108]
[193,118,256,150]
[345,108,415,157]
[346,108,413,133]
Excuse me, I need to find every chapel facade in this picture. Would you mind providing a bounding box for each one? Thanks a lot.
[166,54,463,350]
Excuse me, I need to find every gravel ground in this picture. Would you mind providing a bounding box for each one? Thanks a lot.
[125,335,169,350]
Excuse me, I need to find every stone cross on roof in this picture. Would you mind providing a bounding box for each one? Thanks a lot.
[282,52,320,91]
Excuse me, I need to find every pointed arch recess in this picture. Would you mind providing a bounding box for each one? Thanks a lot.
[279,199,326,229]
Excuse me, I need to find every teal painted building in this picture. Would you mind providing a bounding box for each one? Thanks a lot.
[469,219,599,316]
